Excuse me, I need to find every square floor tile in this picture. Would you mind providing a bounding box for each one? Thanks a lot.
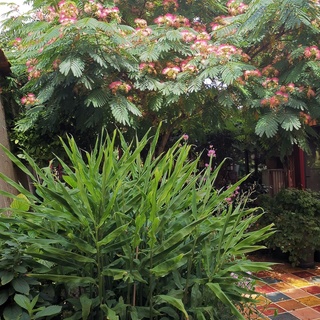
[250,254,320,320]
[278,274,307,282]
[287,279,311,288]
[255,270,273,278]
[256,284,279,294]
[271,282,295,291]
[283,288,311,299]
[269,312,299,319]
[291,307,320,319]
[297,295,320,307]
[255,295,272,306]
[263,277,282,284]
[313,305,320,312]
[267,292,291,303]
[302,286,320,295]
[293,271,316,279]
[276,299,306,311]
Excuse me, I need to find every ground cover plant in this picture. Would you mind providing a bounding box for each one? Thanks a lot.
[0,127,273,319]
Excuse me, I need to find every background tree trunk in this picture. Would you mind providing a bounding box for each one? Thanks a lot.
[0,95,17,209]
[156,128,172,157]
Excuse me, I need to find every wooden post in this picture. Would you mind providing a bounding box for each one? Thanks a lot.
[298,148,306,189]
[293,145,306,189]
[0,95,17,208]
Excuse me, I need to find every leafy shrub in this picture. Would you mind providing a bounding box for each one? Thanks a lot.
[0,238,62,319]
[0,127,273,319]
[257,188,320,266]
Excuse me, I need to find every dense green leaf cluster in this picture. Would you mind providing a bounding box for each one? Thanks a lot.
[0,127,274,319]
[256,188,320,266]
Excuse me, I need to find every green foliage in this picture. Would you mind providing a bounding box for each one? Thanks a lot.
[255,111,302,138]
[257,189,320,266]
[0,238,62,319]
[0,127,274,319]
[2,11,141,153]
[59,57,85,78]
[10,194,30,212]
[255,113,279,138]
[3,0,320,163]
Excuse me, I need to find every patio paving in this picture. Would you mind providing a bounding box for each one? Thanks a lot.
[251,255,320,320]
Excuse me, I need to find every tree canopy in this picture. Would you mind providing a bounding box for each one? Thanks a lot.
[1,0,320,161]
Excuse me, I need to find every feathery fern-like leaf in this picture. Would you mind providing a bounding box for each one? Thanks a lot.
[85,89,110,108]
[148,95,164,111]
[220,62,247,85]
[255,112,279,138]
[15,106,45,132]
[278,112,301,131]
[288,98,306,110]
[165,30,183,41]
[110,98,130,125]
[59,57,85,78]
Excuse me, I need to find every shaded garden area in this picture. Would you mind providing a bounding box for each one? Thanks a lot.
[1,0,320,319]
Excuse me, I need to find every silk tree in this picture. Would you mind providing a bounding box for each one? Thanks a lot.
[0,0,319,162]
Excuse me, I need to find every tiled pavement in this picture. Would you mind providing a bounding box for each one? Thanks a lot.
[252,260,320,319]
